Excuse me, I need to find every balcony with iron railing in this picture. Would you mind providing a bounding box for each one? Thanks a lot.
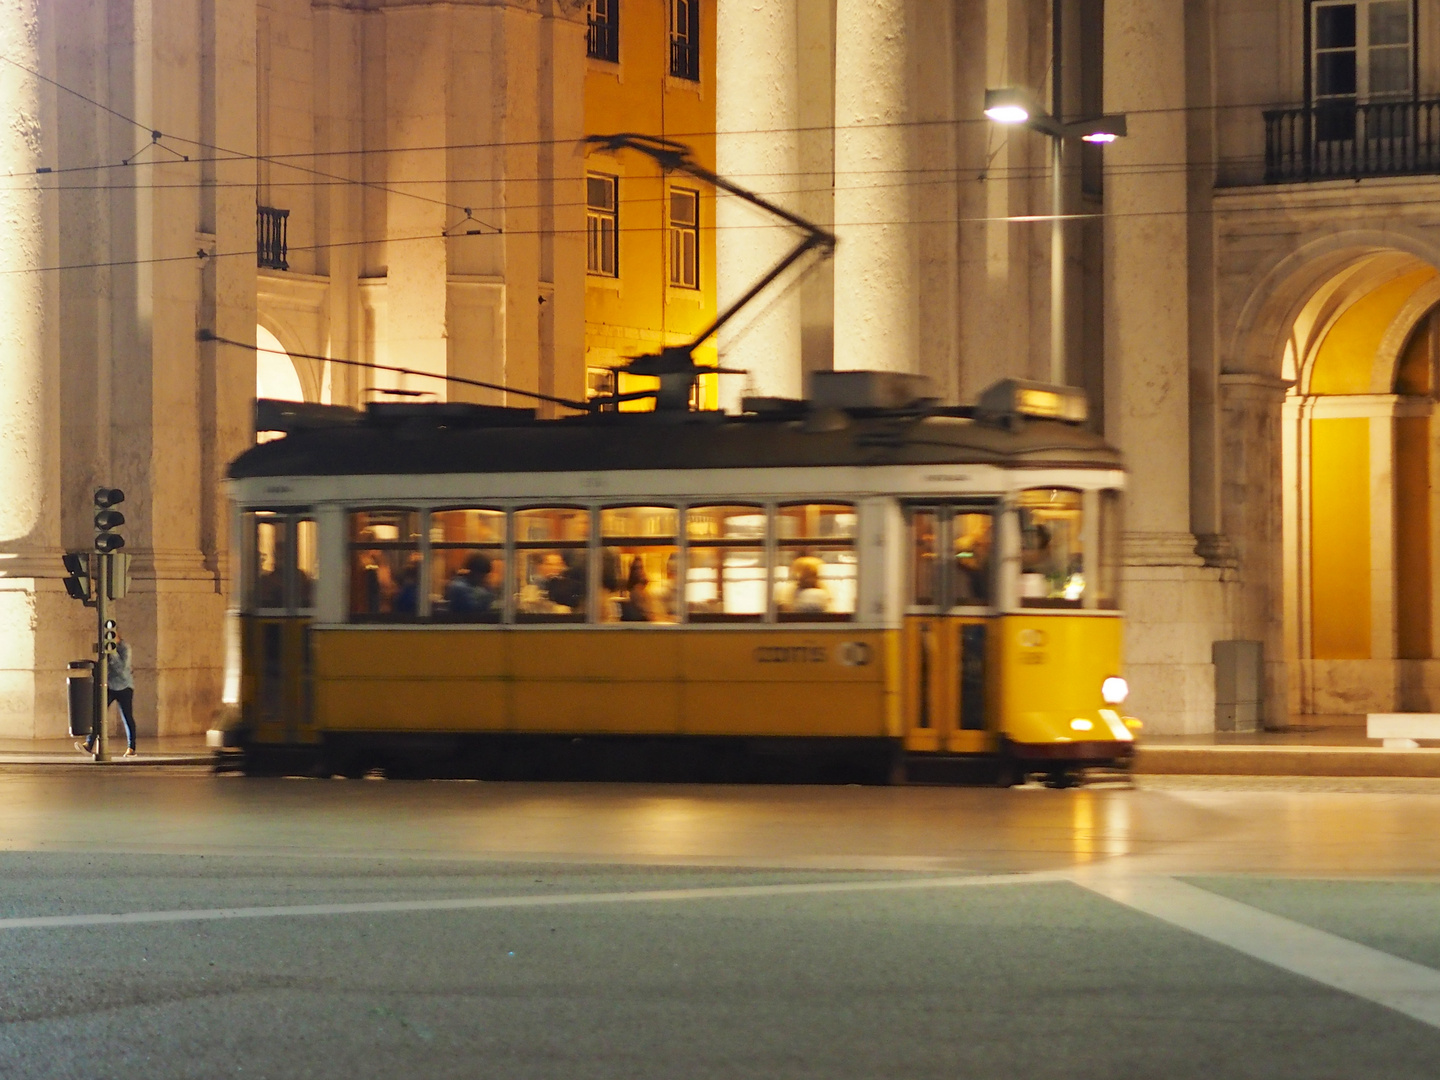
[1264,99,1440,182]
[257,205,289,271]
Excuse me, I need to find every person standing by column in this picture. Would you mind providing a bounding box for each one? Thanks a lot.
[75,630,139,758]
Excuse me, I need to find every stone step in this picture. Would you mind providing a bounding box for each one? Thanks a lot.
[1134,744,1440,778]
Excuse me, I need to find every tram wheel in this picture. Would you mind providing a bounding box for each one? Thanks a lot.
[1041,770,1077,789]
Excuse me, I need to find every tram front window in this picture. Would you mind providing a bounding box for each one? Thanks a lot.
[951,512,993,607]
[686,505,765,621]
[775,503,857,621]
[251,511,287,611]
[515,508,589,622]
[349,510,421,620]
[600,507,678,623]
[431,509,504,623]
[1018,488,1085,608]
[295,518,317,610]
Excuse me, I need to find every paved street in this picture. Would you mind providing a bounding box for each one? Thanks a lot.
[2,771,1440,1078]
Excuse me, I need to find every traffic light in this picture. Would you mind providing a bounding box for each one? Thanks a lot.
[93,488,125,552]
[101,619,118,654]
[61,552,94,604]
[107,552,131,600]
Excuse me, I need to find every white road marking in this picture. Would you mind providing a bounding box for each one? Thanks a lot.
[1078,874,1440,1031]
[0,870,1068,933]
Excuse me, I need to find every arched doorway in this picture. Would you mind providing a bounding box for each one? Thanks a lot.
[1282,253,1440,714]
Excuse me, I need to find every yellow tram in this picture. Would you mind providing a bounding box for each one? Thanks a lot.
[223,374,1136,784]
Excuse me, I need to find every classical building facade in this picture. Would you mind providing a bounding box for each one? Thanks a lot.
[4,0,1440,739]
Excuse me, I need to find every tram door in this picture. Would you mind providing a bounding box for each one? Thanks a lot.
[902,505,995,753]
[247,512,318,745]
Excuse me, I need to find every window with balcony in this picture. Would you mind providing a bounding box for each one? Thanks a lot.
[587,0,619,63]
[1266,1,1428,180]
[257,205,289,270]
[670,0,700,81]
[587,174,618,277]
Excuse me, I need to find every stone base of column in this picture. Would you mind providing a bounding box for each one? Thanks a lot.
[0,577,97,740]
[1293,659,1440,716]
[1122,533,1231,736]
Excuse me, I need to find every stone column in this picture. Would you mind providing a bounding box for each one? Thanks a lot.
[1104,0,1224,734]
[832,0,916,374]
[385,4,451,398]
[716,0,803,405]
[0,0,64,737]
[1220,374,1290,729]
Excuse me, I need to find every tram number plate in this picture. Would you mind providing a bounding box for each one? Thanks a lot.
[753,643,874,667]
[1019,652,1047,664]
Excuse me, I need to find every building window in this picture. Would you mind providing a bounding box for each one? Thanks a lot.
[1311,1,1414,139]
[670,0,700,81]
[587,0,619,63]
[668,188,699,289]
[587,174,618,277]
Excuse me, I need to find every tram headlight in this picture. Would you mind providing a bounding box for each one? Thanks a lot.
[1070,718,1094,732]
[1101,677,1129,705]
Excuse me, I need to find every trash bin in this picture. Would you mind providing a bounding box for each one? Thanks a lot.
[67,660,94,738]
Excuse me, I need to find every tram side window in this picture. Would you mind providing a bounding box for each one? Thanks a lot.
[349,510,421,620]
[686,505,766,622]
[514,508,589,623]
[775,503,857,621]
[430,509,505,623]
[1097,490,1122,610]
[1018,489,1085,608]
[600,507,678,623]
[951,512,993,607]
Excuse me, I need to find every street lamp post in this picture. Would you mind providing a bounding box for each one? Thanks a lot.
[984,87,1126,388]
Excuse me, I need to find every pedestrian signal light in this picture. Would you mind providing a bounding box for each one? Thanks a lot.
[102,619,118,654]
[61,552,94,604]
[93,488,126,552]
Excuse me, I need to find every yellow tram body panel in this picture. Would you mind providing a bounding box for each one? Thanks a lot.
[300,627,898,741]
[994,612,1126,748]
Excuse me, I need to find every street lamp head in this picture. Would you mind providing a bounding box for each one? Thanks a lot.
[984,88,1037,126]
[1071,114,1128,143]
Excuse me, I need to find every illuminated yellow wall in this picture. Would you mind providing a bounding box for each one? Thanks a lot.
[1310,418,1371,659]
[1309,268,1436,394]
[584,3,718,409]
[1396,415,1432,658]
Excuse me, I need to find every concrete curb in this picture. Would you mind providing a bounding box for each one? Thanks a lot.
[1135,745,1440,778]
[0,754,214,767]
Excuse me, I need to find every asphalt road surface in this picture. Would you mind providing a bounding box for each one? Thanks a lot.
[2,769,1439,1078]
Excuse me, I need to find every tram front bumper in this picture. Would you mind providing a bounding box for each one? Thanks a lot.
[1007,739,1136,765]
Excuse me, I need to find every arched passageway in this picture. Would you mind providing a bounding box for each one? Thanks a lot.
[1282,253,1440,714]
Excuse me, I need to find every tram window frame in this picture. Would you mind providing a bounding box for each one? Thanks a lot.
[599,506,680,625]
[904,503,997,613]
[243,510,318,616]
[774,502,858,623]
[513,506,591,624]
[685,503,768,623]
[347,509,423,622]
[429,507,507,624]
[1016,488,1086,610]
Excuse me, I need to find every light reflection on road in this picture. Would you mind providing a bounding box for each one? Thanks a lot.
[0,771,1436,876]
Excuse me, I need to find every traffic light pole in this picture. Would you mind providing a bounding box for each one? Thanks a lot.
[93,554,110,762]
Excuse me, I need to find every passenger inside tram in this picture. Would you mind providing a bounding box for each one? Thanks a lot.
[444,552,501,616]
[953,525,992,605]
